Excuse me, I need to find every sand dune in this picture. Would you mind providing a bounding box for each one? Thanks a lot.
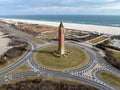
[0,32,10,56]
[1,18,120,35]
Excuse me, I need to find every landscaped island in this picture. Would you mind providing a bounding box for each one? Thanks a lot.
[34,45,89,71]
[99,71,120,89]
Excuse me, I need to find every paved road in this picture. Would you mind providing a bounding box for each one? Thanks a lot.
[0,22,120,90]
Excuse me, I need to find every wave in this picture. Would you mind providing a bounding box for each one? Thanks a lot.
[111,24,120,27]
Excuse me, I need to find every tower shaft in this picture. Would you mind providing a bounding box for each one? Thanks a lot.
[58,22,65,55]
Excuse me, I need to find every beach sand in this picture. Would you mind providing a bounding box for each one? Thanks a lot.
[2,18,120,35]
[0,32,10,56]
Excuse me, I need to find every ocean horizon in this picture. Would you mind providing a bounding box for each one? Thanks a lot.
[1,15,120,27]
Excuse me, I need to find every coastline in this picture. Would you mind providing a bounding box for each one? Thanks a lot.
[1,18,120,35]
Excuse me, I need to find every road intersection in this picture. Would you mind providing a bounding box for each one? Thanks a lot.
[0,22,120,90]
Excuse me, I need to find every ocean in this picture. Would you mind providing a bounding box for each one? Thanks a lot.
[1,15,120,27]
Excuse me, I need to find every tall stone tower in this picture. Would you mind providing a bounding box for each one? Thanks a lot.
[57,22,65,55]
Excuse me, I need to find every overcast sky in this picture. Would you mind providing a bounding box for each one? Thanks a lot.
[0,0,120,15]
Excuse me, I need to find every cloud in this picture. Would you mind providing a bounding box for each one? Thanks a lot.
[0,0,120,15]
[81,0,116,2]
[98,2,120,10]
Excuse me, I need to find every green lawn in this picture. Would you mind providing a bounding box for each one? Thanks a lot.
[34,45,89,71]
[99,71,120,88]
[90,36,107,44]
[112,51,120,61]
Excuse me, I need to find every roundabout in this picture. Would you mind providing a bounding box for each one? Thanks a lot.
[1,21,120,90]
[33,45,89,71]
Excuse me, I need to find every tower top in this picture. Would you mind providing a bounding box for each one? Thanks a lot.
[59,22,64,27]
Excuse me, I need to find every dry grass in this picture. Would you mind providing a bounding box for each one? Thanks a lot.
[112,51,120,61]
[42,35,57,40]
[13,29,43,44]
[0,76,80,86]
[90,36,107,44]
[9,63,31,75]
[0,45,30,70]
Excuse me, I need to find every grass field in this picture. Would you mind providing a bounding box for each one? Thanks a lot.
[90,36,107,44]
[42,35,57,40]
[9,63,31,74]
[99,71,120,88]
[34,45,89,71]
[112,51,120,61]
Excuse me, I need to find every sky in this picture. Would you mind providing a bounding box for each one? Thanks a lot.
[0,0,120,15]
